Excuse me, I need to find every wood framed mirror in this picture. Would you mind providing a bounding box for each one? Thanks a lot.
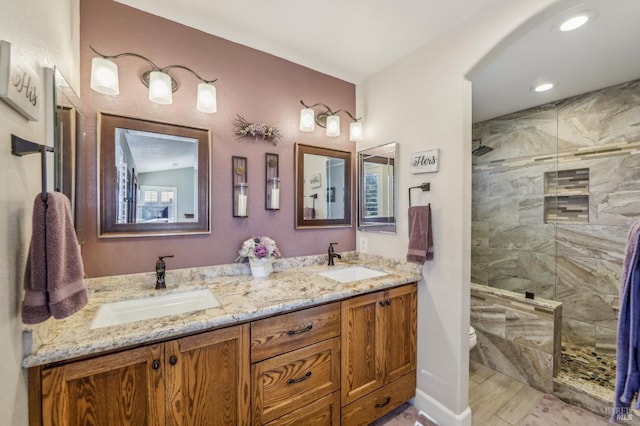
[98,113,210,237]
[358,142,397,233]
[295,143,352,229]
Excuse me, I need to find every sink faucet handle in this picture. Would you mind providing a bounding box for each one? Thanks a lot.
[155,255,174,290]
[328,243,340,266]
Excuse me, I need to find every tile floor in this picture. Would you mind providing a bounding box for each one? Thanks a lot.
[375,361,612,425]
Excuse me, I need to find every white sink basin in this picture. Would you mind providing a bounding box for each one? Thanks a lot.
[91,289,220,329]
[317,265,388,283]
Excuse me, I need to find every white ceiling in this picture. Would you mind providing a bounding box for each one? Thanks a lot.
[116,0,640,123]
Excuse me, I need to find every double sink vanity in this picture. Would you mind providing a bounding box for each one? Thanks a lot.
[24,253,421,425]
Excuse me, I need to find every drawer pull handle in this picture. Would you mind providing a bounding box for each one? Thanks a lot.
[287,371,312,384]
[287,325,313,335]
[375,396,391,408]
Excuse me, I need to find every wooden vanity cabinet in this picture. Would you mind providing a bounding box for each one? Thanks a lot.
[30,282,417,426]
[33,324,250,426]
[250,302,341,425]
[341,283,417,425]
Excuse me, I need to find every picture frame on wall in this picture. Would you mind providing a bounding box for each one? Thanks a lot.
[0,40,40,121]
[309,173,321,188]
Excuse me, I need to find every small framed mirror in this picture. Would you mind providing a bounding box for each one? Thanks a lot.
[49,67,85,239]
[98,113,210,237]
[358,142,397,233]
[295,143,352,228]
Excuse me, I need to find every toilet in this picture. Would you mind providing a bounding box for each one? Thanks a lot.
[469,326,477,350]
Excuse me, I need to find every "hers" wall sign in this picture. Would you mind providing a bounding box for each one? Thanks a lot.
[410,149,439,174]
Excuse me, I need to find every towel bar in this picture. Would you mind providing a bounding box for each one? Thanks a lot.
[11,134,55,201]
[408,182,430,206]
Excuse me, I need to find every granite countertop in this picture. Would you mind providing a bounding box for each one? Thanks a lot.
[22,253,422,368]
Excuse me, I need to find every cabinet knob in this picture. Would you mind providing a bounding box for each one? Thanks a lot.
[386,299,392,306]
[380,300,392,307]
[151,360,161,370]
[169,355,178,366]
[374,396,391,408]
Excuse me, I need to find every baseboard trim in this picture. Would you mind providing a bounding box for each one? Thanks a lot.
[413,388,472,426]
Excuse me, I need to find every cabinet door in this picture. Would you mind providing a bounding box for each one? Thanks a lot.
[165,324,250,426]
[41,344,165,426]
[381,285,417,385]
[341,291,383,406]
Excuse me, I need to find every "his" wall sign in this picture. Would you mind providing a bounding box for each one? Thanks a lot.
[0,40,40,121]
[410,149,439,174]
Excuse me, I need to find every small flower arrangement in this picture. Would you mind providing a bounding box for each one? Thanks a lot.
[236,236,282,262]
[233,114,282,145]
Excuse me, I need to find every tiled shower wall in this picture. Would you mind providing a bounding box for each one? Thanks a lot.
[471,79,640,355]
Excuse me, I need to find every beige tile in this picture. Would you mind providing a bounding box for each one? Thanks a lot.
[470,368,525,424]
[470,360,495,384]
[480,415,513,426]
[495,385,544,424]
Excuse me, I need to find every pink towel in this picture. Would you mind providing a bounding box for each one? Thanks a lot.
[22,192,87,324]
[303,207,316,219]
[407,204,434,264]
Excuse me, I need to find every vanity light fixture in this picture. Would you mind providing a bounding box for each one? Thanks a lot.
[89,45,218,113]
[299,100,363,141]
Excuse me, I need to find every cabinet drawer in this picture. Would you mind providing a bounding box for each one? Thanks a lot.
[341,372,416,426]
[264,391,340,426]
[252,338,341,425]
[251,302,340,362]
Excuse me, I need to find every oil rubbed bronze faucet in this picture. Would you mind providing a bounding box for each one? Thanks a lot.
[328,243,341,266]
[155,255,174,289]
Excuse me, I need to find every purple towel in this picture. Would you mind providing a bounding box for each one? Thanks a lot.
[22,192,87,324]
[612,220,640,422]
[407,205,434,264]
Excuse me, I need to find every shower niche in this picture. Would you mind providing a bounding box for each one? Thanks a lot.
[543,168,589,224]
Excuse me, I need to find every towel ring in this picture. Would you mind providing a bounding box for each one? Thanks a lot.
[409,182,430,207]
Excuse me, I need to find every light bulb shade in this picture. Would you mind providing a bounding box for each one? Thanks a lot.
[148,71,173,105]
[299,108,315,132]
[196,82,217,113]
[349,121,363,141]
[90,57,119,95]
[326,115,340,137]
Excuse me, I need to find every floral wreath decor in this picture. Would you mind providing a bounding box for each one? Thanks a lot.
[233,114,282,145]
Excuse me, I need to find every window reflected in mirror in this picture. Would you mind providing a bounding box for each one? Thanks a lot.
[295,143,352,228]
[99,113,210,237]
[358,142,397,233]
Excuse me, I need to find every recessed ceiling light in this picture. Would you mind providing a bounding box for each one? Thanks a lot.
[560,15,589,31]
[554,9,598,32]
[533,83,554,92]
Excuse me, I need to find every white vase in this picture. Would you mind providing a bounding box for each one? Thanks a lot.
[249,257,272,278]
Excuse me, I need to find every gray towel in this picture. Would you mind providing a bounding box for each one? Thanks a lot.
[407,205,434,264]
[22,192,87,324]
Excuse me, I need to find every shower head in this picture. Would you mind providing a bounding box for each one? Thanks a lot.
[472,139,494,156]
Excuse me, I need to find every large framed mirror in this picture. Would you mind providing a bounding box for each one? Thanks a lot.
[98,113,210,237]
[295,143,352,228]
[358,142,397,233]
